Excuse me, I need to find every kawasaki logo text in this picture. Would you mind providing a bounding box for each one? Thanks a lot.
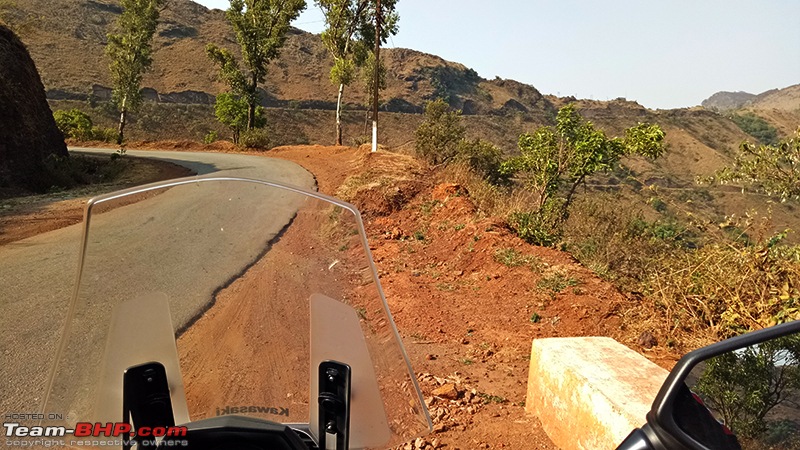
[215,405,289,416]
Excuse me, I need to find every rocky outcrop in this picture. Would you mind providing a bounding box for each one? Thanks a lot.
[0,25,68,192]
[158,90,214,104]
[701,90,756,111]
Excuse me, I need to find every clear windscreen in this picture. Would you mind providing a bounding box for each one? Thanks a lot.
[42,177,430,449]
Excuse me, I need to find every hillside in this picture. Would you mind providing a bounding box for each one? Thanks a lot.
[7,0,553,119]
[703,84,800,113]
[11,0,795,142]
[742,85,800,135]
[701,90,757,111]
[701,84,800,134]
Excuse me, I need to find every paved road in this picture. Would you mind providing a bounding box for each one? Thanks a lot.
[0,149,315,416]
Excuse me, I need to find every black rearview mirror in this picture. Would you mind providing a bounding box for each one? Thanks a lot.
[640,320,800,450]
[679,334,800,449]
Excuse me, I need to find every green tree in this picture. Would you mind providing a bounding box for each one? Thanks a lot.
[414,98,466,165]
[502,104,665,218]
[317,0,397,145]
[413,99,505,183]
[500,105,665,245]
[214,92,265,144]
[694,335,800,439]
[456,138,505,184]
[106,0,163,146]
[207,0,305,131]
[710,129,800,202]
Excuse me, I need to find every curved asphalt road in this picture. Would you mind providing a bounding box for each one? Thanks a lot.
[0,149,315,417]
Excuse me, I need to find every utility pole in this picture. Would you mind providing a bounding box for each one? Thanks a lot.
[371,0,380,153]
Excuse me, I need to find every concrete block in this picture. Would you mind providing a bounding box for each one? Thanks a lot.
[525,337,668,450]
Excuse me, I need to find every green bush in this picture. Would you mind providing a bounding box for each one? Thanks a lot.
[414,98,465,165]
[507,200,563,246]
[414,100,507,185]
[203,130,218,144]
[456,138,506,184]
[239,128,270,149]
[91,127,118,143]
[53,109,94,140]
[215,93,265,144]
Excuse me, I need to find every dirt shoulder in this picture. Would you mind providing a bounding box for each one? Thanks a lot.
[267,145,682,449]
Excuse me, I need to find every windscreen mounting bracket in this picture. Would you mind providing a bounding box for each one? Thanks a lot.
[122,361,176,450]
[317,360,351,450]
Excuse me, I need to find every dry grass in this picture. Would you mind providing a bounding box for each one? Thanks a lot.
[649,238,800,339]
[334,148,427,216]
[562,195,669,287]
[437,162,538,220]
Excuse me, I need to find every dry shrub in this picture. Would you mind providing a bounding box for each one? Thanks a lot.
[563,194,800,345]
[649,238,800,340]
[562,194,684,291]
[438,162,536,220]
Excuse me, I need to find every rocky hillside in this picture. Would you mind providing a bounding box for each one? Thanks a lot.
[701,91,757,111]
[0,25,68,192]
[702,84,800,112]
[702,84,800,136]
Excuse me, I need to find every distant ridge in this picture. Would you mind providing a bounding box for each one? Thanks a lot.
[702,84,800,112]
[701,91,756,111]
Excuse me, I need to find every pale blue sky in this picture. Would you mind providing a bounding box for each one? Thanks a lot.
[194,0,799,110]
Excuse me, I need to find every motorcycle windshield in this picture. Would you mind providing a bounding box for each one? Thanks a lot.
[42,177,431,449]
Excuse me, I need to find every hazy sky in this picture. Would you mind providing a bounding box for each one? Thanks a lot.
[194,0,799,110]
